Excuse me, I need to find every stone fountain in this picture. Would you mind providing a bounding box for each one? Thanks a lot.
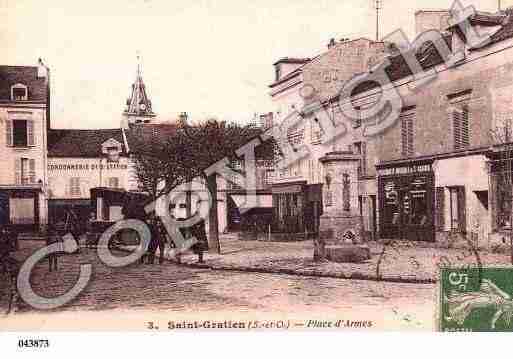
[314,151,371,263]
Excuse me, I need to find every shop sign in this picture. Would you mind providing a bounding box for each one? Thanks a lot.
[48,162,127,171]
[378,164,431,176]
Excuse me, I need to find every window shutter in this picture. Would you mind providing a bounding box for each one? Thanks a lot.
[29,159,36,183]
[453,109,462,149]
[27,119,35,146]
[435,187,445,231]
[461,104,469,147]
[401,116,408,156]
[14,158,21,185]
[5,120,12,147]
[407,116,413,156]
[401,112,414,157]
[67,178,72,197]
[361,141,367,176]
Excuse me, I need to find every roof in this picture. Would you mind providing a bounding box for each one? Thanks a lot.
[0,65,47,102]
[48,128,127,157]
[123,60,156,118]
[123,123,179,153]
[272,57,311,66]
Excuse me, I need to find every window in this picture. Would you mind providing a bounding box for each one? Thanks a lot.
[275,65,281,81]
[453,104,470,149]
[14,158,35,184]
[448,90,471,150]
[353,106,362,129]
[287,127,304,147]
[11,84,28,101]
[108,177,119,188]
[354,142,367,177]
[311,118,323,144]
[6,119,34,147]
[400,108,415,157]
[70,177,81,197]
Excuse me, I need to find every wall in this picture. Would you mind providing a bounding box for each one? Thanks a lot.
[414,10,451,36]
[0,107,47,186]
[47,157,130,199]
[302,38,386,103]
[376,38,513,162]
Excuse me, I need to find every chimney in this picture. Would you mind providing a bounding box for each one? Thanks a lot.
[178,112,188,127]
[327,38,336,49]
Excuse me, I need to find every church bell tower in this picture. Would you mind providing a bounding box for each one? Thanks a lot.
[122,55,156,126]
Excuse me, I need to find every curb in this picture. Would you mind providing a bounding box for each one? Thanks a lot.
[116,245,436,284]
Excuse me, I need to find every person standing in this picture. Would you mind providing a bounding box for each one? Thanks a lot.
[189,218,208,263]
[46,226,63,272]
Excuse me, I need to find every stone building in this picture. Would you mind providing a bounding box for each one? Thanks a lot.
[352,8,513,245]
[47,128,129,225]
[268,7,513,246]
[269,38,386,238]
[0,62,49,230]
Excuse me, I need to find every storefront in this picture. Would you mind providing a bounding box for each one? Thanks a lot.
[89,187,149,233]
[271,181,323,234]
[0,185,44,231]
[226,191,273,231]
[377,161,435,241]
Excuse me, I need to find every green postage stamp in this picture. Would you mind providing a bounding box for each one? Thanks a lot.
[440,267,513,332]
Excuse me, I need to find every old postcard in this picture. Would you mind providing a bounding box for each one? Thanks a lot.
[3,0,513,338]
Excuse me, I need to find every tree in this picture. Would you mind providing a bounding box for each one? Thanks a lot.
[129,125,189,200]
[490,119,513,264]
[129,119,273,254]
[179,119,270,253]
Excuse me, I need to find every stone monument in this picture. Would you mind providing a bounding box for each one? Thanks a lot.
[314,151,371,263]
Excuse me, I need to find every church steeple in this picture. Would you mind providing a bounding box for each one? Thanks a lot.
[123,54,156,125]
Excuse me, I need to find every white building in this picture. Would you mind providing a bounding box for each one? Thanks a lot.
[0,63,49,231]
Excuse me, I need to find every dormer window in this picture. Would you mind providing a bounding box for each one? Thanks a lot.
[11,83,28,101]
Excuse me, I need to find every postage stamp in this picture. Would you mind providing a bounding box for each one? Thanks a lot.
[439,267,513,332]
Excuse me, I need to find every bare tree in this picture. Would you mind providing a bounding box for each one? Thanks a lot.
[490,119,513,264]
[179,119,268,253]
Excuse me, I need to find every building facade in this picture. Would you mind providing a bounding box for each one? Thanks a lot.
[268,7,513,246]
[47,128,129,224]
[0,64,49,230]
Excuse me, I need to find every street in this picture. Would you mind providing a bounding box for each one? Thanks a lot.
[0,240,437,330]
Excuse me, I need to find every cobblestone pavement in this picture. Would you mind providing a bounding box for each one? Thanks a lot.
[0,240,436,330]
[145,235,513,282]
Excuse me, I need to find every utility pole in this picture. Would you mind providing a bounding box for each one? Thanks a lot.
[499,0,502,12]
[375,0,382,41]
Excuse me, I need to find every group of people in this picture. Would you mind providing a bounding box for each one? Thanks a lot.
[140,213,209,264]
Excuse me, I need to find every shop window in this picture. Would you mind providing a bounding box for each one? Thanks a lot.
[400,109,415,157]
[9,197,34,224]
[449,186,466,232]
[496,172,512,229]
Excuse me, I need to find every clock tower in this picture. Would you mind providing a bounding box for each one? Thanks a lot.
[122,56,156,126]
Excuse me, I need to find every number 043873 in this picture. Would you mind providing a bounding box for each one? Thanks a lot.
[18,339,50,348]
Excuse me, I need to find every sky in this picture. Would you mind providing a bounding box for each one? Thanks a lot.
[0,0,510,129]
